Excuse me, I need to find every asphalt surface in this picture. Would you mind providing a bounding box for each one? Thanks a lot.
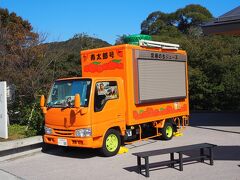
[0,113,239,180]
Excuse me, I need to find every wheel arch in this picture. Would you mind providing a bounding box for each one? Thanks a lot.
[100,126,123,146]
[165,118,178,132]
[101,127,122,156]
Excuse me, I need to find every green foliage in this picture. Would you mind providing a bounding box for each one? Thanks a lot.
[8,98,44,135]
[115,34,129,45]
[174,4,213,33]
[141,4,213,35]
[22,103,44,135]
[7,124,37,140]
[0,9,110,138]
[45,33,110,79]
[8,124,27,140]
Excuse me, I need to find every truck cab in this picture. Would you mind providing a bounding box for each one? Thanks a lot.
[42,77,126,156]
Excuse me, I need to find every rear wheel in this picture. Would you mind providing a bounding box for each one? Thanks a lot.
[160,122,174,140]
[101,129,121,157]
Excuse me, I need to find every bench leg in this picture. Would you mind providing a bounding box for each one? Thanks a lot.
[209,148,214,165]
[179,152,183,171]
[137,156,142,174]
[170,153,174,168]
[145,157,150,177]
[200,148,204,163]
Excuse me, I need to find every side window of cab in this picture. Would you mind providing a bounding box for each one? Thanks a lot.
[94,81,118,112]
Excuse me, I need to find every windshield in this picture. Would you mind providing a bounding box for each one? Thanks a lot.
[47,79,92,107]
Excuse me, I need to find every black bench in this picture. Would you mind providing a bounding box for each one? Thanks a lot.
[132,143,217,177]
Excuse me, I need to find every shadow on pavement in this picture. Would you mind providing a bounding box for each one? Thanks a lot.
[192,126,240,134]
[190,112,240,126]
[183,145,240,161]
[42,140,159,158]
[124,145,240,174]
[124,161,201,174]
[127,140,158,149]
[42,145,100,159]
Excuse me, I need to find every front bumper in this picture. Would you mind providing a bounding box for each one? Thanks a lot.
[44,134,102,148]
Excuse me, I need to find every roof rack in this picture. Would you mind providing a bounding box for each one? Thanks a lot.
[139,40,180,50]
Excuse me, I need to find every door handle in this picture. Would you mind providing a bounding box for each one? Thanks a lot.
[117,114,124,119]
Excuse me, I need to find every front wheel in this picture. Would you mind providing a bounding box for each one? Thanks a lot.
[101,129,121,157]
[160,122,174,140]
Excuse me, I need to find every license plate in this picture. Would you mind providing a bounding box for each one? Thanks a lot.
[58,138,68,146]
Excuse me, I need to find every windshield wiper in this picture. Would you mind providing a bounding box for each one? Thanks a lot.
[47,103,63,109]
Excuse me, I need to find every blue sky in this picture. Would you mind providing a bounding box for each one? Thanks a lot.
[0,0,239,44]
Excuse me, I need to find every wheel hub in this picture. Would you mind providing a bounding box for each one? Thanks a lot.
[166,126,173,138]
[106,134,118,152]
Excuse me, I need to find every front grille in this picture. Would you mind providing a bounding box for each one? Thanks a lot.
[53,128,74,137]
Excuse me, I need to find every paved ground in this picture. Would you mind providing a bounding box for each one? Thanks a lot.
[0,113,239,180]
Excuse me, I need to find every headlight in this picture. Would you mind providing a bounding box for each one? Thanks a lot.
[44,126,52,134]
[75,128,92,137]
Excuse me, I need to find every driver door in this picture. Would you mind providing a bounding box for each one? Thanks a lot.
[91,80,125,137]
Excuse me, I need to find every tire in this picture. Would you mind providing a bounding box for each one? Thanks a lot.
[42,142,56,152]
[160,122,174,140]
[101,129,121,157]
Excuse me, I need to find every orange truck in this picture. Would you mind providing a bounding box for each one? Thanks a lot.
[40,35,189,156]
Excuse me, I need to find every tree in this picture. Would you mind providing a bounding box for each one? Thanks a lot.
[176,35,240,111]
[0,8,56,133]
[141,11,167,34]
[141,11,175,35]
[115,34,128,45]
[0,8,47,99]
[173,4,213,33]
[140,4,213,35]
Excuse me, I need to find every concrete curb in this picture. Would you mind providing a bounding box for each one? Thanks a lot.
[0,136,43,162]
[0,136,43,151]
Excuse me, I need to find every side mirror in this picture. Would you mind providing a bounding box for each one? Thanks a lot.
[40,95,47,114]
[40,95,45,107]
[74,94,81,108]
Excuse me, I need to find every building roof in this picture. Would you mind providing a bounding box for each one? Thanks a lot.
[219,6,240,18]
[202,6,240,35]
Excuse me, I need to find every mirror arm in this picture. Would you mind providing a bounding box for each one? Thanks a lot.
[80,107,88,115]
[41,107,47,114]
